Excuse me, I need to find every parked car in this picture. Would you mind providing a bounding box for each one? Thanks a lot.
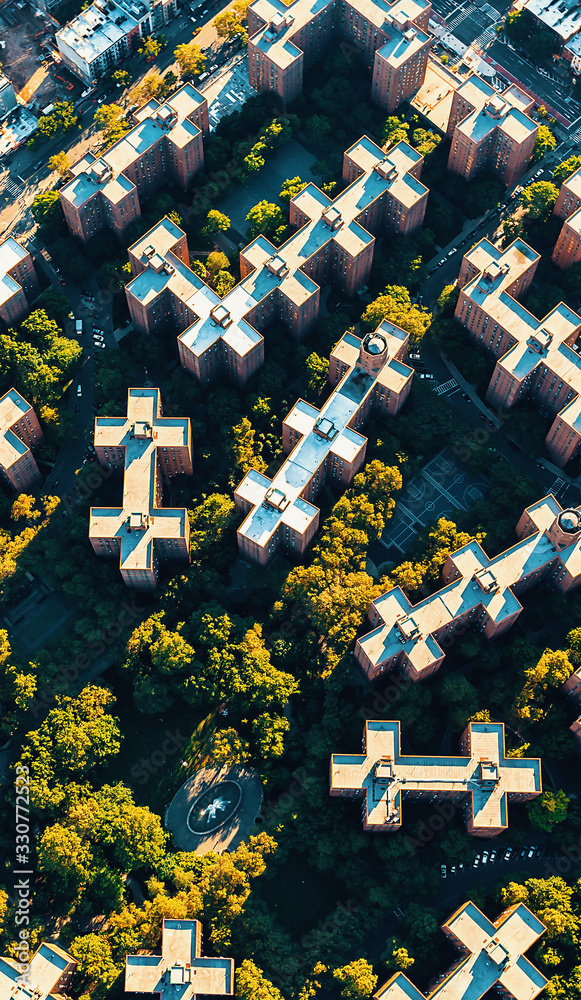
[489,850,497,863]
[93,341,106,350]
[76,384,82,397]
[419,373,435,380]
[472,855,480,868]
[503,848,512,861]
[440,864,447,878]
[447,248,457,256]
[527,846,535,858]
[481,850,489,864]
[408,352,421,360]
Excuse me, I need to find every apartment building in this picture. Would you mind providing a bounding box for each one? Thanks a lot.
[330,720,541,836]
[125,919,233,1000]
[0,389,43,491]
[446,77,538,187]
[455,237,581,468]
[235,323,413,565]
[562,665,581,749]
[247,0,431,109]
[56,0,176,85]
[125,138,427,384]
[0,238,41,327]
[89,388,192,590]
[0,74,17,116]
[374,901,547,1000]
[60,84,207,243]
[552,166,581,269]
[0,941,76,1000]
[356,496,581,683]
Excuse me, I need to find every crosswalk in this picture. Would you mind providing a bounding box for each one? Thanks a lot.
[551,477,566,496]
[435,378,458,396]
[446,4,475,29]
[4,179,22,200]
[568,123,581,143]
[481,3,499,16]
[472,24,496,48]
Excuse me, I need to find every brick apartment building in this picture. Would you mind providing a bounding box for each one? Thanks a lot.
[125,919,233,1000]
[247,0,431,110]
[125,136,427,384]
[562,665,581,750]
[330,720,541,837]
[0,941,77,1000]
[446,76,538,186]
[455,237,581,468]
[374,901,547,1000]
[56,0,176,86]
[0,237,41,327]
[60,84,208,243]
[234,323,413,565]
[552,165,581,269]
[0,389,43,491]
[356,496,581,683]
[89,388,192,590]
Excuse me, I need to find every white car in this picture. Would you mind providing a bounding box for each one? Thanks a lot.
[76,385,82,397]
[440,865,447,878]
[93,341,106,350]
[447,248,457,256]
[481,850,489,864]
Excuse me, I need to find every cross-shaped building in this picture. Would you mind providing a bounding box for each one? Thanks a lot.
[124,919,234,1000]
[124,136,428,386]
[234,322,414,565]
[330,720,541,837]
[89,388,192,590]
[455,237,581,468]
[374,901,547,1000]
[356,495,581,683]
[0,942,77,1000]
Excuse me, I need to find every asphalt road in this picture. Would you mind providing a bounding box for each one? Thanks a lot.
[488,39,581,127]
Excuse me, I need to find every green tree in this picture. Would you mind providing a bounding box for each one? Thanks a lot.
[94,103,130,145]
[566,626,581,666]
[501,217,524,249]
[332,960,378,1000]
[202,209,230,239]
[528,789,569,833]
[532,124,556,163]
[141,35,162,58]
[189,493,235,559]
[112,69,131,87]
[48,151,71,177]
[500,877,580,944]
[29,101,77,145]
[235,961,283,1000]
[251,713,289,760]
[231,416,267,475]
[553,155,581,188]
[519,181,559,221]
[133,70,164,103]
[213,4,249,40]
[279,176,307,203]
[215,270,236,297]
[362,285,431,346]
[382,938,414,972]
[38,824,94,892]
[69,934,120,998]
[37,287,70,323]
[31,191,63,232]
[305,352,329,398]
[18,685,122,816]
[382,115,409,148]
[69,783,168,870]
[174,41,206,78]
[246,201,286,240]
[208,728,250,766]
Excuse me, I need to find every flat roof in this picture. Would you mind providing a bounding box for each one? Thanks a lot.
[125,919,233,999]
[0,388,34,472]
[0,237,29,308]
[522,0,581,39]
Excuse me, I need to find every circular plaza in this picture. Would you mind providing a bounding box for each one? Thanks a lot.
[166,764,263,854]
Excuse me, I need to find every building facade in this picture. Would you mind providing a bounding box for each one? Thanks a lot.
[56,0,176,86]
[0,238,41,327]
[446,77,538,187]
[125,137,427,384]
[374,901,547,1000]
[330,720,541,837]
[247,0,431,110]
[455,237,581,468]
[0,941,77,1000]
[356,497,581,683]
[552,166,581,270]
[0,389,43,491]
[89,388,192,590]
[235,324,413,565]
[125,919,233,1000]
[562,665,581,750]
[60,84,207,243]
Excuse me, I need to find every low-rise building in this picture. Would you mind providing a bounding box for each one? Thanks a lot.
[235,324,413,564]
[330,720,541,836]
[60,85,207,243]
[248,0,431,110]
[125,137,427,384]
[0,389,43,491]
[552,166,581,270]
[0,238,41,327]
[374,901,547,1000]
[0,941,76,1000]
[56,0,175,85]
[125,919,233,1000]
[446,77,538,187]
[89,387,192,590]
[356,496,581,682]
[455,237,581,468]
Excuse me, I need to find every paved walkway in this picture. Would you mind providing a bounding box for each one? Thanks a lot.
[166,764,263,854]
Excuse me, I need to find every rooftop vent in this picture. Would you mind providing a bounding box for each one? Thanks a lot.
[156,104,177,129]
[374,757,395,785]
[529,328,553,354]
[313,416,338,441]
[143,244,155,257]
[363,332,388,357]
[266,254,289,278]
[473,567,499,594]
[90,159,113,184]
[127,512,149,531]
[395,614,421,643]
[558,508,581,534]
[321,205,342,231]
[374,158,398,181]
[132,421,152,439]
[210,303,232,328]
[264,487,290,511]
[478,759,499,785]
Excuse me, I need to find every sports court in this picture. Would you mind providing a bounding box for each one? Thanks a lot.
[378,448,489,561]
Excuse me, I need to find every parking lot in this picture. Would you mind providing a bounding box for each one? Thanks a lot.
[201,56,257,131]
